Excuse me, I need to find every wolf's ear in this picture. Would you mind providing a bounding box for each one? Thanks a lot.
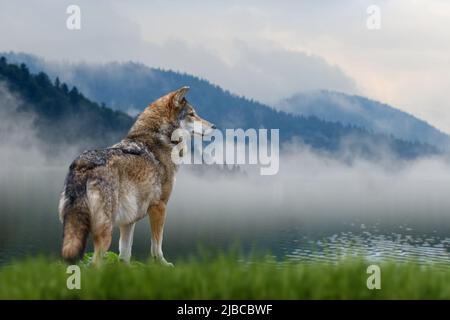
[173,86,190,106]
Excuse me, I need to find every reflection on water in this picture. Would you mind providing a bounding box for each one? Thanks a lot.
[281,225,450,267]
[0,165,449,267]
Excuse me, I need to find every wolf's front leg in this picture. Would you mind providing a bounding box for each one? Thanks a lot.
[148,201,173,267]
[119,223,135,263]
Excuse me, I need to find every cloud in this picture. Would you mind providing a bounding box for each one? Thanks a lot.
[1,0,449,132]
[0,83,46,166]
[0,0,358,105]
[0,82,90,167]
[168,144,450,233]
[137,39,358,104]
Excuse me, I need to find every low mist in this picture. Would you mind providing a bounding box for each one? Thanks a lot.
[1,84,449,262]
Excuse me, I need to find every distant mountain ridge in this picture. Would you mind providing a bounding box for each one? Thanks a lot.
[0,52,440,160]
[278,90,450,150]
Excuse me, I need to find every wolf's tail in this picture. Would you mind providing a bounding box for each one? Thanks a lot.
[61,207,90,264]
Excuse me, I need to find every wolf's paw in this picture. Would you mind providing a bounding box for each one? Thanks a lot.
[154,257,174,267]
[119,258,131,265]
[118,255,131,264]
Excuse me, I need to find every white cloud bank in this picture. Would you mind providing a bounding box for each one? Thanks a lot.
[0,0,449,133]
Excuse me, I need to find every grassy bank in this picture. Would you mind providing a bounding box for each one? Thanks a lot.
[0,252,449,299]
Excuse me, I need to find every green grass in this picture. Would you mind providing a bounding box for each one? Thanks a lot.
[0,252,449,299]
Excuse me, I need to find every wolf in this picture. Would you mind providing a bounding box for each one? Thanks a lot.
[58,87,215,266]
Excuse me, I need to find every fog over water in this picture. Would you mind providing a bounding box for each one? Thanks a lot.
[0,85,449,265]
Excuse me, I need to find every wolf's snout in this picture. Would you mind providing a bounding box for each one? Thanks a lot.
[202,122,216,136]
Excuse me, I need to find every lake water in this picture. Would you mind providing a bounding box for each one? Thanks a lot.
[1,160,449,267]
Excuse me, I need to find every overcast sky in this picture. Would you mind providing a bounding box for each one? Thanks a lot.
[1,0,450,133]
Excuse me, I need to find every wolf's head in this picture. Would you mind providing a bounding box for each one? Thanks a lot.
[172,86,216,136]
[127,86,215,143]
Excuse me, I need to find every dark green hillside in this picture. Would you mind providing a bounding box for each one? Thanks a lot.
[0,56,133,149]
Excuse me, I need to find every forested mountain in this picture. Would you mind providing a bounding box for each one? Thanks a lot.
[5,53,448,149]
[0,56,133,149]
[278,90,450,150]
[0,54,439,159]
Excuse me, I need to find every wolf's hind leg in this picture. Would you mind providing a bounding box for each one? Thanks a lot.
[86,177,117,266]
[119,223,135,263]
[92,223,113,266]
[148,201,173,267]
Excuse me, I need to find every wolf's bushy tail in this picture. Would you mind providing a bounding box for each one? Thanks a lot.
[61,208,90,264]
